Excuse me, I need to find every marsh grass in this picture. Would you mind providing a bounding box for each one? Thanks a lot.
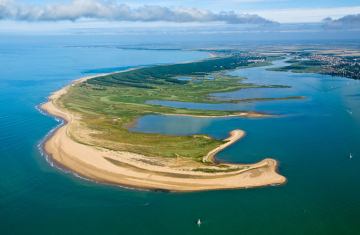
[192,166,249,173]
[59,54,290,161]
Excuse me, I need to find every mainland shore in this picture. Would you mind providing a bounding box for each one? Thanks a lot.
[40,69,286,192]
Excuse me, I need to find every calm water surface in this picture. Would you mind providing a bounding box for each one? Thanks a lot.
[1,37,360,234]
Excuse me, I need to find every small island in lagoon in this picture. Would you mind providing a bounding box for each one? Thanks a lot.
[41,52,297,191]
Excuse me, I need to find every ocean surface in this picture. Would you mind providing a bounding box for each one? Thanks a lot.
[1,36,360,234]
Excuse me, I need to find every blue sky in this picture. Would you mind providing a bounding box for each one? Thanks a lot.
[17,0,360,10]
[15,0,360,14]
[3,0,360,22]
[0,0,359,35]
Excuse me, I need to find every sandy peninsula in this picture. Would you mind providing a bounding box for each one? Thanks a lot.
[40,71,286,192]
[203,130,245,163]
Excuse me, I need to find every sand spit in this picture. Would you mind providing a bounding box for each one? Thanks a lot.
[40,71,286,192]
[203,130,245,163]
[162,112,276,118]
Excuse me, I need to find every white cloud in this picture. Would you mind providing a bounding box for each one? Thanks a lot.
[0,0,278,26]
[322,14,360,30]
[251,6,360,23]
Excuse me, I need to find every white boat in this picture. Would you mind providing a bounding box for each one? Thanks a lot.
[350,153,353,158]
[197,219,201,225]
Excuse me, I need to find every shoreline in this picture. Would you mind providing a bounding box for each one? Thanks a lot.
[40,64,286,192]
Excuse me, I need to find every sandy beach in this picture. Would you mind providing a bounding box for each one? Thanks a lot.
[40,71,286,192]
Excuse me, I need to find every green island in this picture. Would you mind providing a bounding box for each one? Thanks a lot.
[42,52,289,191]
[267,59,330,73]
[55,53,293,163]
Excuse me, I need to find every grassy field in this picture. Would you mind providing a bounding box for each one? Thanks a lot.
[58,54,290,162]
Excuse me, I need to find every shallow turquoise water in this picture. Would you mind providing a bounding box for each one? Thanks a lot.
[1,37,360,234]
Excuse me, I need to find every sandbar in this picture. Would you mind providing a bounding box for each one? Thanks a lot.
[203,130,245,162]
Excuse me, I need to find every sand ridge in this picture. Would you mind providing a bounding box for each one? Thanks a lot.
[161,112,276,118]
[203,130,245,163]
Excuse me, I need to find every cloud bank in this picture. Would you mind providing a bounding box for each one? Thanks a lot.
[0,0,278,26]
[322,14,360,29]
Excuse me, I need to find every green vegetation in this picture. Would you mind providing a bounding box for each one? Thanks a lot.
[217,164,230,168]
[326,63,360,79]
[58,53,289,161]
[267,60,329,73]
[239,96,305,102]
[269,56,360,79]
[192,166,249,173]
[284,59,301,63]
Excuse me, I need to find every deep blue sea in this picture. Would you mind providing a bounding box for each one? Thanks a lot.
[1,36,360,234]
